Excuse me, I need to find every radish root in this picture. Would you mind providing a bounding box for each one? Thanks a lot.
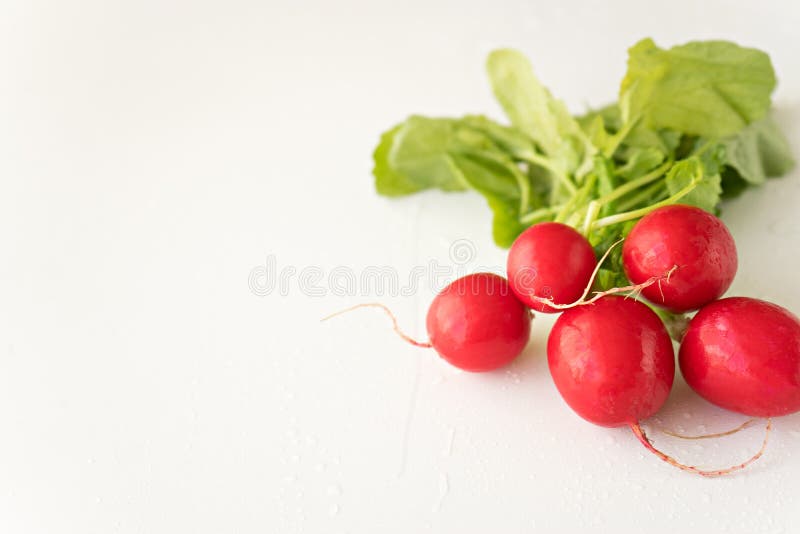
[629,418,771,477]
[660,419,757,440]
[321,303,433,348]
[530,238,678,310]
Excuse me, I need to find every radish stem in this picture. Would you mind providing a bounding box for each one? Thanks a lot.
[519,152,577,195]
[593,160,672,207]
[592,177,699,229]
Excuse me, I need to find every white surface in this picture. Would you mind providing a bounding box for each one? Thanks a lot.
[2,1,800,532]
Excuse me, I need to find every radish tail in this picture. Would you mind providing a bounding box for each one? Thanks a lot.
[629,419,771,477]
[660,419,757,440]
[321,303,433,348]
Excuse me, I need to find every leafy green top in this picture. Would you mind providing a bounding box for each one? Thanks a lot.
[372,38,794,288]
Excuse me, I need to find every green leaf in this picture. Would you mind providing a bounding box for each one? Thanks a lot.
[616,147,666,180]
[621,38,776,138]
[621,126,681,158]
[722,115,795,185]
[487,196,530,248]
[449,151,529,247]
[486,49,592,173]
[459,115,538,160]
[373,117,470,196]
[373,124,423,196]
[584,115,610,152]
[719,166,750,199]
[578,104,622,134]
[665,156,721,212]
[388,116,471,193]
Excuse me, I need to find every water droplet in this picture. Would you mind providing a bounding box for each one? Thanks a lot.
[328,504,339,517]
[327,484,342,496]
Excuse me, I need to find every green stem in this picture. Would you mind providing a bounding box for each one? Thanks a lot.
[603,115,641,158]
[519,152,577,195]
[581,200,601,236]
[650,306,691,342]
[507,164,531,216]
[519,205,563,225]
[593,160,672,207]
[555,173,597,224]
[592,178,699,230]
[615,181,667,212]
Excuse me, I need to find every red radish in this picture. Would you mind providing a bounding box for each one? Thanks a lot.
[547,296,675,426]
[507,222,597,313]
[622,204,737,313]
[426,273,531,371]
[548,295,769,476]
[324,273,531,372]
[680,297,800,417]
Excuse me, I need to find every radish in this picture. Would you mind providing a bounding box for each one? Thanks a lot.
[622,204,737,313]
[547,296,675,427]
[507,222,597,313]
[325,273,531,372]
[680,297,800,417]
[426,273,531,371]
[548,295,769,476]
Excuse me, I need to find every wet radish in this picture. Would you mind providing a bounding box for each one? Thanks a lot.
[324,273,532,372]
[547,296,675,426]
[507,222,597,313]
[548,295,769,476]
[426,273,531,371]
[622,204,737,312]
[680,297,800,417]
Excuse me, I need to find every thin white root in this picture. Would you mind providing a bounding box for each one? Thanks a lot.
[321,302,432,348]
[660,419,757,440]
[630,418,771,477]
[530,237,678,310]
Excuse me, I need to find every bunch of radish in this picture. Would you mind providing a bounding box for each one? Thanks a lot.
[327,204,800,476]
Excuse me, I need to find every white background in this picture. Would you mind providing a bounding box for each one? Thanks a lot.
[2,1,800,532]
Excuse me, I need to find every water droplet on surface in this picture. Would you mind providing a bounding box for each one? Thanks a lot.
[328,504,339,517]
[327,484,342,496]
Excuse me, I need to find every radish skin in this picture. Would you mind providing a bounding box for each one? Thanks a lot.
[507,222,597,313]
[547,296,674,427]
[427,273,531,372]
[622,205,737,312]
[680,297,800,417]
